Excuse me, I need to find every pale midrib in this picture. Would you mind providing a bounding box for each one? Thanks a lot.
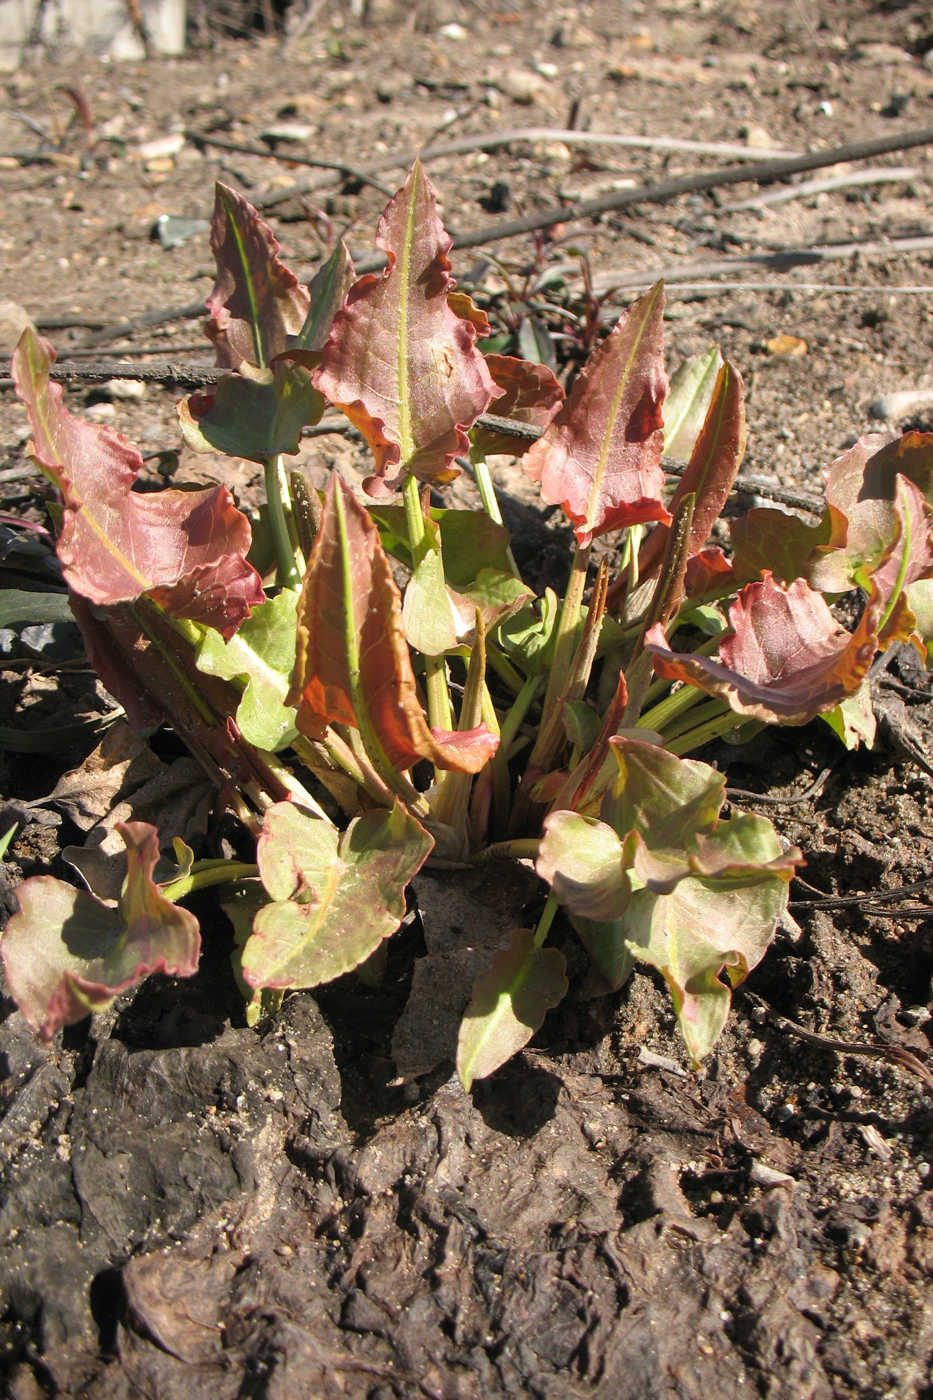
[395,172,419,467]
[33,354,152,594]
[224,192,265,367]
[588,285,661,530]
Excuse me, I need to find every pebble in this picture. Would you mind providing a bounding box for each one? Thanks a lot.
[262,121,316,146]
[85,402,117,422]
[495,68,548,104]
[743,124,774,149]
[869,387,933,422]
[103,378,146,401]
[135,133,186,162]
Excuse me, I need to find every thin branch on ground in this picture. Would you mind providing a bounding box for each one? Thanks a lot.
[348,124,933,253]
[720,165,920,213]
[790,874,933,910]
[727,766,833,807]
[743,991,933,1093]
[594,233,933,295]
[183,127,396,197]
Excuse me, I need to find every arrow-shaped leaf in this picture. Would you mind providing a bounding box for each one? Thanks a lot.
[313,160,500,494]
[205,182,310,369]
[241,801,432,989]
[645,572,879,724]
[638,359,746,580]
[13,330,264,638]
[456,928,568,1090]
[523,282,670,545]
[288,473,499,773]
[1,822,200,1041]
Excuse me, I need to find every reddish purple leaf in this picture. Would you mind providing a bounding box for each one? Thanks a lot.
[523,282,670,545]
[471,354,564,456]
[1,822,200,1041]
[730,505,847,590]
[205,182,310,369]
[638,359,745,579]
[13,329,263,637]
[288,474,499,774]
[313,160,500,494]
[645,572,878,724]
[684,546,736,598]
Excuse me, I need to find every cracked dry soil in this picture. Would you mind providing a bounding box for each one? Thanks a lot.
[2,1,933,1395]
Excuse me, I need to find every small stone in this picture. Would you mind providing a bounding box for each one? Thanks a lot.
[104,379,146,401]
[535,61,559,79]
[136,132,186,162]
[85,402,117,422]
[154,214,211,250]
[870,387,933,422]
[743,124,774,150]
[765,333,808,358]
[438,22,466,39]
[261,121,316,147]
[495,69,547,104]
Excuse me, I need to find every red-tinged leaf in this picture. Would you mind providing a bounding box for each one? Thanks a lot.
[838,430,933,509]
[288,474,498,773]
[730,505,847,589]
[456,928,568,1090]
[523,282,670,546]
[447,289,491,336]
[313,160,500,493]
[471,354,564,457]
[871,475,933,647]
[810,434,916,594]
[684,546,736,597]
[13,330,264,637]
[241,801,432,990]
[69,595,270,793]
[205,182,310,369]
[1,822,200,1042]
[644,572,878,724]
[638,360,746,579]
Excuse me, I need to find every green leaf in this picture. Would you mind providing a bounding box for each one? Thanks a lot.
[294,240,355,352]
[663,346,723,461]
[538,741,800,1061]
[821,681,876,749]
[606,735,726,849]
[178,359,323,462]
[456,928,568,1090]
[402,525,461,656]
[0,589,73,628]
[0,822,200,1041]
[0,823,17,860]
[621,826,792,1065]
[908,577,933,660]
[537,811,631,923]
[241,801,433,990]
[196,589,299,750]
[498,587,560,675]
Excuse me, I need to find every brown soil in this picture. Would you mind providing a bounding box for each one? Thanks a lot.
[2,3,933,1396]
